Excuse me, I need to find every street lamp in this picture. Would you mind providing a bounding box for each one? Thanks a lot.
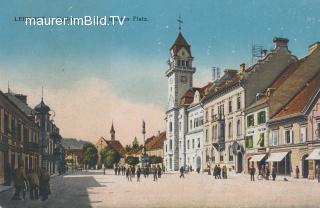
[141,120,149,171]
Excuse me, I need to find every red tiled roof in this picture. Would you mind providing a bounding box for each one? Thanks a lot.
[146,131,166,151]
[170,32,191,56]
[105,140,126,156]
[272,73,320,119]
[180,83,213,105]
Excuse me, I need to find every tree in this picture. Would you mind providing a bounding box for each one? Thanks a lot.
[132,137,140,150]
[125,156,140,166]
[101,146,121,168]
[149,156,163,164]
[82,143,98,169]
[125,144,132,153]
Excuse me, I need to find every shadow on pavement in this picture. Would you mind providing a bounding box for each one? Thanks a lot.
[0,174,103,208]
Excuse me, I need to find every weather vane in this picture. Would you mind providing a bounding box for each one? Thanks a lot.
[177,15,183,31]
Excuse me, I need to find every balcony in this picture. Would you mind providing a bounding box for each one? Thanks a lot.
[212,114,225,122]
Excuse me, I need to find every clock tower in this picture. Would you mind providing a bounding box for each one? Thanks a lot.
[164,31,196,171]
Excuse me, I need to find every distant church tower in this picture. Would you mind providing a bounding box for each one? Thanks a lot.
[164,20,196,171]
[110,123,115,141]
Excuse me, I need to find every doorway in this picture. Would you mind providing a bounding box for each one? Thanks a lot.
[302,154,309,178]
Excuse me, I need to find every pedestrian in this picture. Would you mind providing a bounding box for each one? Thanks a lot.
[218,165,222,179]
[114,164,117,175]
[128,166,132,182]
[316,165,320,183]
[213,165,218,179]
[196,167,200,174]
[146,166,150,178]
[137,166,141,182]
[208,164,211,175]
[123,166,126,176]
[179,166,185,178]
[28,169,39,200]
[157,165,162,178]
[153,166,158,181]
[265,165,270,180]
[117,166,121,175]
[295,166,300,179]
[39,167,50,201]
[132,166,136,178]
[11,161,26,200]
[272,165,277,181]
[126,166,130,181]
[222,165,227,179]
[250,165,256,181]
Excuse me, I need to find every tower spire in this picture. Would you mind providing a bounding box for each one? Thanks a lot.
[41,86,44,101]
[177,15,183,31]
[7,81,10,93]
[110,122,115,141]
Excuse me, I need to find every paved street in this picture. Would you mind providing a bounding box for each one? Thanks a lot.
[1,170,320,208]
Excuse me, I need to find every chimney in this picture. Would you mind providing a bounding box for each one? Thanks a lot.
[308,41,320,54]
[273,37,289,48]
[261,49,268,57]
[14,94,27,104]
[240,63,245,72]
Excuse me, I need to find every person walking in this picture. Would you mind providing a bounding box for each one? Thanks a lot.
[213,165,218,179]
[157,165,162,178]
[114,164,118,175]
[132,166,136,178]
[250,165,256,181]
[153,166,158,182]
[265,165,270,180]
[11,161,26,200]
[117,166,121,175]
[39,167,50,201]
[217,165,222,179]
[137,166,141,182]
[28,170,39,200]
[295,166,300,179]
[179,166,185,178]
[272,165,277,181]
[222,165,227,179]
[128,166,132,182]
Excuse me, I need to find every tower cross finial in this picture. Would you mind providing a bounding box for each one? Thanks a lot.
[177,15,183,31]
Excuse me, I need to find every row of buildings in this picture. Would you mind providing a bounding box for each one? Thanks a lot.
[163,31,320,179]
[0,89,64,185]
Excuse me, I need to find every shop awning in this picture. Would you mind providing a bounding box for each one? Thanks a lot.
[249,154,266,162]
[306,149,320,160]
[266,152,289,162]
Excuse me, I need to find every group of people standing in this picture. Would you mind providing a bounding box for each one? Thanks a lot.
[9,161,51,201]
[249,163,277,181]
[114,164,163,182]
[213,165,227,179]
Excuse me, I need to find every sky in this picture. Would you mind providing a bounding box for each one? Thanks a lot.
[0,0,319,145]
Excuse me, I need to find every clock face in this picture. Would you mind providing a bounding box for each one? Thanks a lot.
[180,76,187,83]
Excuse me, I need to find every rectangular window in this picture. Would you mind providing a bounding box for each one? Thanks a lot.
[237,96,241,111]
[285,129,293,144]
[192,139,195,149]
[205,129,208,142]
[228,100,232,113]
[272,130,279,146]
[247,115,254,127]
[257,133,265,147]
[177,60,181,66]
[205,111,208,122]
[190,120,192,130]
[220,152,224,162]
[317,122,320,139]
[258,111,266,124]
[300,126,307,143]
[245,136,253,148]
[187,140,190,150]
